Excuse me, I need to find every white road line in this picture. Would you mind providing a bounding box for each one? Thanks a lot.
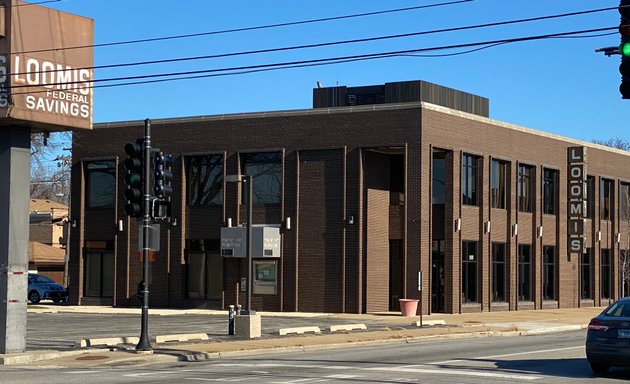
[214,362,541,381]
[479,346,583,359]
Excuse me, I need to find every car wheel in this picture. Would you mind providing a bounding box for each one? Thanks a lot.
[590,362,610,375]
[52,298,62,303]
[28,290,40,304]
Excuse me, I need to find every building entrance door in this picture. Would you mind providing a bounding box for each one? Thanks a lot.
[431,240,445,313]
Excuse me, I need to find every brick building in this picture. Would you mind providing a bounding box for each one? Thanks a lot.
[69,80,630,314]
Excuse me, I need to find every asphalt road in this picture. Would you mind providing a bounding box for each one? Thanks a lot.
[5,330,630,383]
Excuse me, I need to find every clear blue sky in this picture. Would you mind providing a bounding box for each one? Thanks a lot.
[46,0,623,143]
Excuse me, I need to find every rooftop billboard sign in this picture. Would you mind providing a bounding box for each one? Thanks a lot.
[0,0,93,131]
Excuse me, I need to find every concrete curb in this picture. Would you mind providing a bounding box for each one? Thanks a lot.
[0,348,105,365]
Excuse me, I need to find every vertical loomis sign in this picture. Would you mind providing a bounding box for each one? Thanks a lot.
[0,0,94,131]
[568,147,587,254]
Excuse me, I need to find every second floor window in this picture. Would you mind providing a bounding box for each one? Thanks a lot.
[518,164,534,212]
[86,160,116,209]
[586,176,595,219]
[187,155,224,206]
[461,154,479,206]
[543,168,558,215]
[491,159,507,209]
[241,152,282,205]
[621,182,630,222]
[601,178,614,220]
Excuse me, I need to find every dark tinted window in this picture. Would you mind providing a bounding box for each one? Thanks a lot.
[86,161,116,209]
[187,154,224,206]
[241,152,282,205]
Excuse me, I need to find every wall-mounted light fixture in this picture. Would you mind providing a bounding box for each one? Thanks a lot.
[348,216,354,225]
[454,218,461,232]
[118,219,123,233]
[537,226,543,238]
[597,231,602,242]
[484,221,491,234]
[511,223,518,237]
[285,217,291,230]
[616,232,621,243]
[227,217,232,228]
[172,218,178,227]
[71,220,77,228]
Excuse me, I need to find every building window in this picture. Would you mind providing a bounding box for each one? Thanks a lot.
[581,249,593,299]
[492,243,507,302]
[601,249,612,300]
[518,164,534,212]
[518,244,532,301]
[543,168,558,215]
[461,154,479,206]
[461,241,478,303]
[432,152,446,205]
[186,239,223,300]
[241,152,282,205]
[586,176,595,219]
[601,178,614,221]
[621,182,630,222]
[543,246,557,301]
[491,159,507,209]
[86,160,116,209]
[84,250,114,297]
[187,154,224,206]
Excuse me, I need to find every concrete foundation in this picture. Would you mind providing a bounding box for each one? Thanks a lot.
[235,314,261,339]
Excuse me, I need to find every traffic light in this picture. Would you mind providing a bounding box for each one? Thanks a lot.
[620,0,630,98]
[123,139,144,217]
[153,151,173,199]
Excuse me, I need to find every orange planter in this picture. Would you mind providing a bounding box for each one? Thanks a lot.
[399,299,419,317]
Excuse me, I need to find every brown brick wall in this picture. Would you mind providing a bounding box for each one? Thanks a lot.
[69,103,630,314]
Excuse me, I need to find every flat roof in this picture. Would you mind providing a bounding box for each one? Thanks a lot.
[94,102,630,157]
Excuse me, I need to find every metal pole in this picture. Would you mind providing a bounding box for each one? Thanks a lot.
[245,175,254,315]
[136,118,152,351]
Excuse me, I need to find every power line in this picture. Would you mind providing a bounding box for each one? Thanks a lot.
[15,0,474,55]
[10,5,619,78]
[15,0,62,6]
[10,26,616,95]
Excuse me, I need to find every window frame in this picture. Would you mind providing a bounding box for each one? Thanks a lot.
[85,160,116,210]
[491,243,507,302]
[186,154,224,207]
[491,159,507,209]
[461,241,478,304]
[518,244,532,301]
[461,154,479,206]
[518,164,534,213]
[600,178,614,221]
[542,246,557,301]
[240,152,282,205]
[542,168,558,215]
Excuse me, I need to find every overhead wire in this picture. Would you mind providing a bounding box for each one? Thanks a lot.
[9,5,620,78]
[9,26,616,95]
[15,0,474,55]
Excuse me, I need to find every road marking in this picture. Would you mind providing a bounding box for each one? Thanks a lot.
[187,378,249,382]
[214,362,541,381]
[478,346,583,360]
[425,345,584,365]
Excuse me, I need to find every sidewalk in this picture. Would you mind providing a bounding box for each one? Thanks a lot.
[0,305,604,367]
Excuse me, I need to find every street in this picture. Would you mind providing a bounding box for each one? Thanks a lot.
[3,330,629,383]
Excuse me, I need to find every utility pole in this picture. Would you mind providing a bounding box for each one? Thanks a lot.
[136,119,152,352]
[0,127,31,354]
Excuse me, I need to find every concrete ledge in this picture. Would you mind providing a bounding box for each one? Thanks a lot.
[414,319,446,327]
[329,323,366,332]
[0,349,104,365]
[156,333,209,344]
[77,336,140,348]
[519,325,582,335]
[279,326,321,336]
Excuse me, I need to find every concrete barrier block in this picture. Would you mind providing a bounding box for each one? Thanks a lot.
[235,314,261,339]
[329,323,367,332]
[156,333,209,343]
[76,336,140,348]
[279,326,321,336]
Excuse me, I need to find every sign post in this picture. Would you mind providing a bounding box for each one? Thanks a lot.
[418,271,423,328]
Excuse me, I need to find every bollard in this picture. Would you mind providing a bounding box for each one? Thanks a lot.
[236,304,242,315]
[228,305,235,335]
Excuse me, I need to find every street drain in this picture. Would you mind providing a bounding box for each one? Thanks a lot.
[75,355,109,361]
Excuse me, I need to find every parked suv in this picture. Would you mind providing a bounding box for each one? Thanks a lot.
[27,273,67,304]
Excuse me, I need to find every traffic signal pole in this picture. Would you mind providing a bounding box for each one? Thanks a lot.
[136,118,152,352]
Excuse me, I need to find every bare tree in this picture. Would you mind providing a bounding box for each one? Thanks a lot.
[593,137,630,151]
[30,132,71,205]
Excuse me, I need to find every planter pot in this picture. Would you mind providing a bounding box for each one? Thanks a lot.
[399,299,419,317]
